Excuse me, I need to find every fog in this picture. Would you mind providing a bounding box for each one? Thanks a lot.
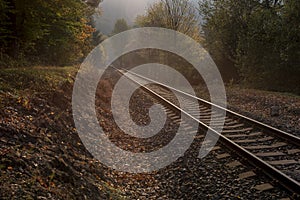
[94,0,199,35]
[94,0,157,34]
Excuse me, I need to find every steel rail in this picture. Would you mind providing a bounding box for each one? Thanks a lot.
[123,68,300,147]
[113,67,300,196]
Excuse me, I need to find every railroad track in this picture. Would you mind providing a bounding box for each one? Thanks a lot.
[114,67,300,197]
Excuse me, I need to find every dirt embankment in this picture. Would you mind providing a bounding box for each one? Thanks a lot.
[0,67,125,199]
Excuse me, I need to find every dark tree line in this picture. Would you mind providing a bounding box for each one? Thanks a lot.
[3,0,298,93]
[199,0,300,93]
[0,0,101,66]
[135,0,299,93]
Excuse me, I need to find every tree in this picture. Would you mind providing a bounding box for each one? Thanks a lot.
[0,0,102,66]
[135,2,165,28]
[93,30,108,45]
[135,0,202,41]
[0,0,11,51]
[198,0,258,81]
[111,18,129,35]
[199,0,300,93]
[86,0,102,8]
[134,0,204,85]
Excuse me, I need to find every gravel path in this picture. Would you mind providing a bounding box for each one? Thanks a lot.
[96,74,292,199]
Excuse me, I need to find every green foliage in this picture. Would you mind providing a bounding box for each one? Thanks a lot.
[112,18,129,35]
[135,2,166,28]
[0,0,100,67]
[136,0,202,42]
[200,0,300,94]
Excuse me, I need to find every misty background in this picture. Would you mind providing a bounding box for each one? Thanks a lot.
[94,0,198,35]
[94,0,156,34]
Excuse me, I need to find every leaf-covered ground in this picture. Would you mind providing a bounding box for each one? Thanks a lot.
[0,66,298,199]
[0,66,126,199]
[195,86,300,136]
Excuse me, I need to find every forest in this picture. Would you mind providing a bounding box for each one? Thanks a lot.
[0,0,100,66]
[1,1,299,198]
[0,0,299,93]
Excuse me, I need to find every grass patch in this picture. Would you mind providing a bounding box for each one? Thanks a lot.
[0,66,78,95]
